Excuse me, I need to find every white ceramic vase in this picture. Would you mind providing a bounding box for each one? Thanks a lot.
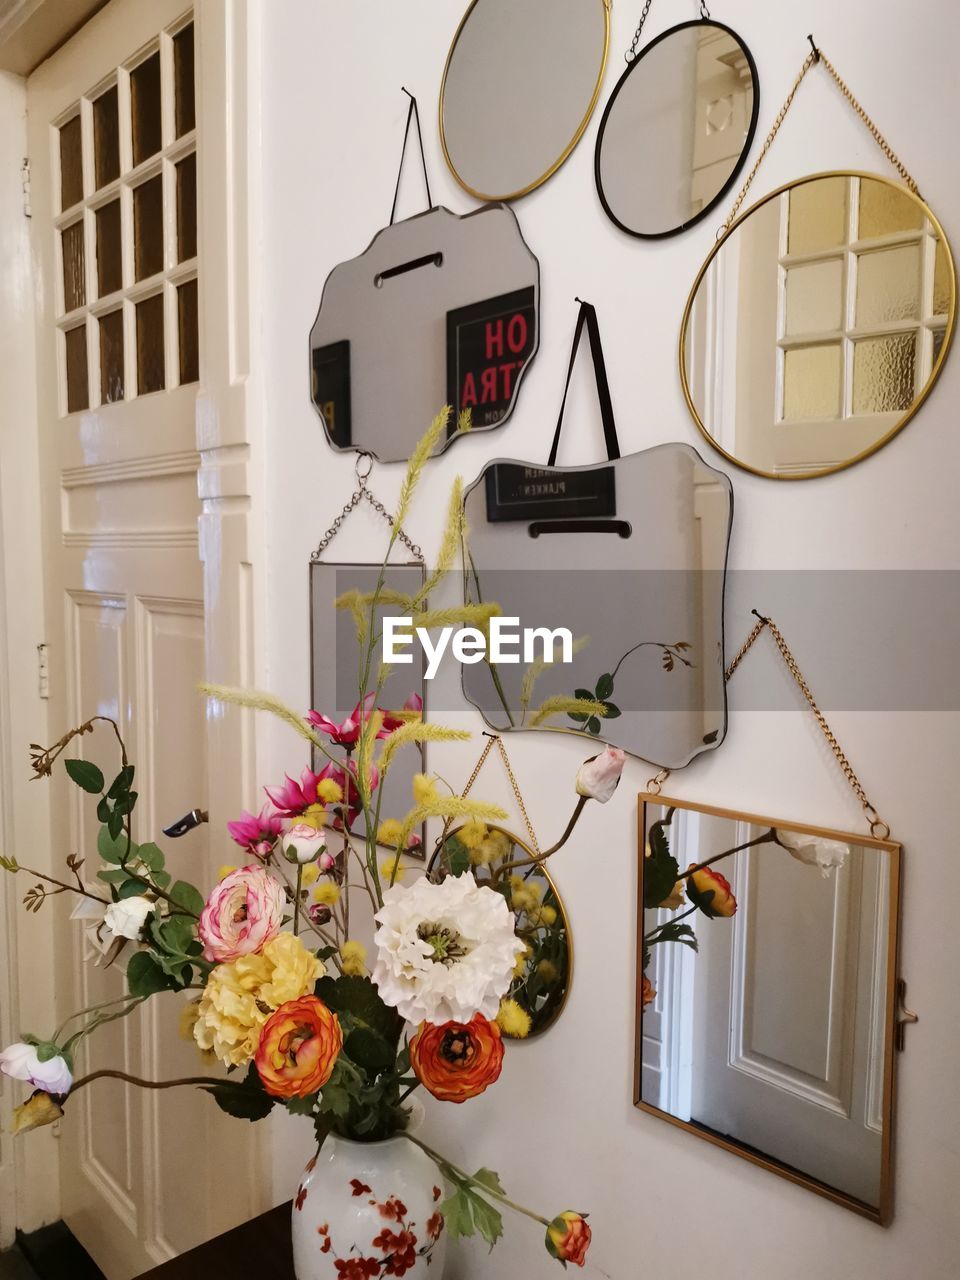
[291,1125,447,1280]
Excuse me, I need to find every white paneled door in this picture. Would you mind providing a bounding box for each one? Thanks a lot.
[27,2,254,1274]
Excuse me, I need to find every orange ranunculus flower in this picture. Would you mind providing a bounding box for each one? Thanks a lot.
[254,995,342,1099]
[641,973,656,1008]
[409,1014,504,1103]
[686,864,737,918]
[545,1212,592,1267]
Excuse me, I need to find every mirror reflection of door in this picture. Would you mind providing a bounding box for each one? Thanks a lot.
[640,801,898,1216]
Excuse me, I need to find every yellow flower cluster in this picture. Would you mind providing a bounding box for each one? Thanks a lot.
[340,939,367,976]
[497,998,531,1039]
[380,854,406,885]
[193,932,322,1067]
[509,875,542,916]
[313,881,340,906]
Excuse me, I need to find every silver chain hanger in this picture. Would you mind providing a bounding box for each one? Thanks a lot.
[310,453,424,563]
[626,1,711,63]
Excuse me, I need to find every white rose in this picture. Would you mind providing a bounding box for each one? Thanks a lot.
[103,895,156,941]
[776,829,850,879]
[0,1041,73,1095]
[283,823,328,865]
[575,747,626,803]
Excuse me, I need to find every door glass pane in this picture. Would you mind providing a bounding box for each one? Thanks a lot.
[178,279,199,383]
[130,51,162,165]
[782,344,842,421]
[933,327,946,365]
[176,153,197,262]
[65,324,89,413]
[174,23,196,137]
[856,245,921,327]
[853,334,916,415]
[93,86,120,189]
[134,175,164,280]
[933,238,952,317]
[99,309,125,403]
[785,260,843,336]
[857,179,923,240]
[96,199,123,296]
[59,114,83,210]
[787,178,847,255]
[61,220,86,312]
[136,294,165,393]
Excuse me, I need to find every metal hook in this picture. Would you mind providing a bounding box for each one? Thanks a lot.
[807,33,821,63]
[355,451,373,482]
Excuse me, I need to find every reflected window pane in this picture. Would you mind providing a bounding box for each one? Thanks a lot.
[176,153,197,262]
[59,115,83,210]
[178,279,199,384]
[136,294,165,394]
[856,245,921,327]
[858,179,923,240]
[787,177,848,255]
[174,24,196,138]
[933,237,953,317]
[133,175,164,280]
[932,328,946,365]
[784,260,843,336]
[61,220,86,312]
[853,334,916,415]
[93,86,120,189]
[65,324,89,413]
[131,51,162,165]
[782,345,842,421]
[99,309,125,403]
[95,198,123,297]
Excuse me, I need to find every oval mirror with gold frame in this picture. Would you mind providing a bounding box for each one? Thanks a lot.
[429,823,572,1040]
[680,171,956,479]
[439,0,611,202]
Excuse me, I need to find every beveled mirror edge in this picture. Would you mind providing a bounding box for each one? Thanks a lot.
[307,202,541,461]
[458,442,735,769]
[438,0,612,203]
[678,169,958,480]
[634,792,903,1225]
[593,19,761,241]
[427,822,574,1040]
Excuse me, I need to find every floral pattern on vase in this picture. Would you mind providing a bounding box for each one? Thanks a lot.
[292,1131,446,1280]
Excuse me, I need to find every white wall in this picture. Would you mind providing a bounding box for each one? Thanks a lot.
[258,3,960,1277]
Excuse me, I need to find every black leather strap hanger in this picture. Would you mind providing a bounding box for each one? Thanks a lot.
[547,298,621,467]
[390,87,433,225]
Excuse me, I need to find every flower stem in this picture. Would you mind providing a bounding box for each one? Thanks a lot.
[293,863,303,937]
[403,1134,550,1228]
[679,830,777,880]
[12,866,109,904]
[493,796,588,882]
[68,1069,227,1096]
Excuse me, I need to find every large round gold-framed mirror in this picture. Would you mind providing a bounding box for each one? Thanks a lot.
[428,823,572,1040]
[439,0,611,202]
[680,171,956,479]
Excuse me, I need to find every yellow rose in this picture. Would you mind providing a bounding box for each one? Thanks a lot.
[193,932,322,1068]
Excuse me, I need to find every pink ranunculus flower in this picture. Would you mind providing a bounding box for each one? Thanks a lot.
[575,747,626,803]
[227,804,283,857]
[198,865,285,962]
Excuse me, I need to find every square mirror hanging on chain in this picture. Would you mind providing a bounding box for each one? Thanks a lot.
[637,794,904,1222]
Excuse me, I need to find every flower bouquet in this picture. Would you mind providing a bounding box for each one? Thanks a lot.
[1,411,622,1277]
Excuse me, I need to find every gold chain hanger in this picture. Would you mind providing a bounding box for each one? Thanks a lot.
[452,733,541,855]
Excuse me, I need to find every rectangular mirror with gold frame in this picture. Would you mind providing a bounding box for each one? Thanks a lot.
[636,794,903,1223]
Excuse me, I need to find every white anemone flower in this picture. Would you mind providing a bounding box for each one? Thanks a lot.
[372,873,525,1026]
[776,829,851,878]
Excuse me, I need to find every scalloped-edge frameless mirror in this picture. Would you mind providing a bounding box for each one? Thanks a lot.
[440,0,611,202]
[681,171,957,478]
[595,17,759,238]
[460,443,732,768]
[637,794,903,1223]
[309,203,540,462]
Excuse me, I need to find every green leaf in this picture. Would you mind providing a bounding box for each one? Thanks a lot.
[602,701,621,720]
[205,1074,275,1122]
[97,868,130,885]
[440,1178,504,1249]
[97,797,112,824]
[285,1093,319,1117]
[34,1040,61,1063]
[169,880,205,916]
[98,825,137,864]
[647,921,699,952]
[64,759,104,794]
[586,717,602,735]
[107,766,135,799]
[316,975,402,1044]
[126,951,176,997]
[117,877,148,900]
[344,1028,397,1076]
[137,843,165,872]
[595,672,614,700]
[573,688,594,701]
[107,810,124,840]
[316,1082,351,1118]
[0,855,19,873]
[643,820,680,910]
[472,1168,505,1196]
[443,836,470,878]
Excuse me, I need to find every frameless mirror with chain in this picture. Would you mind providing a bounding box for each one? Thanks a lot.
[596,11,759,239]
[460,444,732,768]
[637,795,902,1222]
[440,0,610,201]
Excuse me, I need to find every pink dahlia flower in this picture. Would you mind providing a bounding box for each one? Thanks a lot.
[198,865,285,962]
[381,692,423,733]
[264,767,327,818]
[227,804,283,857]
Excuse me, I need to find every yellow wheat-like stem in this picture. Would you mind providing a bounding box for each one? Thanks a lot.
[399,603,501,632]
[528,695,608,728]
[356,710,383,805]
[333,590,368,645]
[394,408,451,534]
[397,796,508,858]
[379,723,470,778]
[519,635,591,722]
[343,587,422,614]
[416,477,464,605]
[456,408,473,434]
[199,684,328,754]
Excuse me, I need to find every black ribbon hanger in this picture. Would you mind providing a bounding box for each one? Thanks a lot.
[389,87,434,225]
[548,298,621,467]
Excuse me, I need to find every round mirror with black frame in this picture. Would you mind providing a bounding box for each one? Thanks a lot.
[595,10,759,239]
